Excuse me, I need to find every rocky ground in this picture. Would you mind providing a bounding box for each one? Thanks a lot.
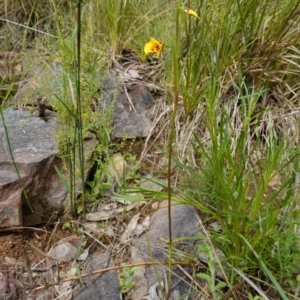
[0,52,214,299]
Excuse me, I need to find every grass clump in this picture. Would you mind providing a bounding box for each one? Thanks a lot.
[180,90,300,296]
[164,0,300,298]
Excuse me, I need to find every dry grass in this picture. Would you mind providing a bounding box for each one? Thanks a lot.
[0,0,71,51]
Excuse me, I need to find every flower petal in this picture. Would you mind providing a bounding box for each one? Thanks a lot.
[185,8,200,19]
[144,41,154,55]
[144,37,164,56]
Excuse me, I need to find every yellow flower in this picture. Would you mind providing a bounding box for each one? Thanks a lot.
[144,37,164,56]
[184,8,200,19]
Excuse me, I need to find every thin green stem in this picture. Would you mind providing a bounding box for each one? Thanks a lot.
[66,138,73,216]
[166,3,181,299]
[76,0,85,218]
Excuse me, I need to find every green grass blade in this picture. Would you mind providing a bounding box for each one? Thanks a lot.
[240,234,289,300]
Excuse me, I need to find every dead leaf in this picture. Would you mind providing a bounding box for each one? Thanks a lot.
[134,215,151,237]
[86,211,114,221]
[121,213,140,244]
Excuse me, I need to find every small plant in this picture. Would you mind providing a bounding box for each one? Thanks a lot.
[123,153,141,184]
[86,158,114,204]
[248,294,265,300]
[285,274,300,298]
[196,243,227,300]
[118,266,138,294]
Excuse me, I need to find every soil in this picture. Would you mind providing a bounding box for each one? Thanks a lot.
[0,226,77,299]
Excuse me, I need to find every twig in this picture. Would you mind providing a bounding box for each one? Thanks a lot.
[31,261,192,292]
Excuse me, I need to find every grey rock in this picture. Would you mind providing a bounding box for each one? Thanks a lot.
[101,73,155,139]
[84,250,111,273]
[132,204,201,300]
[0,107,97,229]
[101,72,118,110]
[0,190,22,229]
[73,250,121,300]
[49,242,77,262]
[0,108,67,228]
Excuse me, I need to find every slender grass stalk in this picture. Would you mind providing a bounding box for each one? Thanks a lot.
[0,17,58,38]
[166,2,181,299]
[75,0,85,218]
[67,137,75,216]
[62,0,85,218]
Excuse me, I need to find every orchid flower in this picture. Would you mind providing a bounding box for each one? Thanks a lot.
[144,37,164,56]
[184,8,200,19]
